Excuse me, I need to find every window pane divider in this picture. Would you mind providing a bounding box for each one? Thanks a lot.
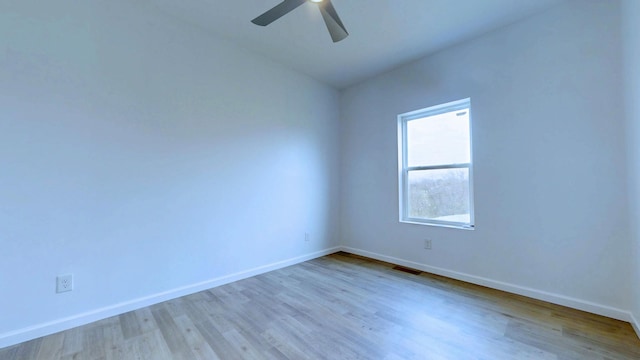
[407,163,470,171]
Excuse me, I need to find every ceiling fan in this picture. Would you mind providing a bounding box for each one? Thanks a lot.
[251,0,349,43]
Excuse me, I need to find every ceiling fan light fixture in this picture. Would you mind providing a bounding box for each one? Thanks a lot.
[309,0,324,3]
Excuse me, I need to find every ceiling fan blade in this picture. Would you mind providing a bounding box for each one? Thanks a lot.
[251,0,307,26]
[318,0,348,42]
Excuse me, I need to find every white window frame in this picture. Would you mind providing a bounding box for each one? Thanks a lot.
[397,98,475,230]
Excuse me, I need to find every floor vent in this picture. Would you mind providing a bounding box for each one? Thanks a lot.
[392,265,422,275]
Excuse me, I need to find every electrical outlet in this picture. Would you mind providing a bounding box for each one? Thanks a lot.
[424,239,432,250]
[56,274,73,293]
[305,233,310,242]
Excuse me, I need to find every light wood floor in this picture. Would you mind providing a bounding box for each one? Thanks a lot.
[1,252,639,359]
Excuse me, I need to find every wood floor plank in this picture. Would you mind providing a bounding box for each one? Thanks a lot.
[172,315,220,360]
[81,323,105,360]
[2,252,639,359]
[260,327,312,360]
[0,338,40,360]
[124,329,172,360]
[259,346,291,360]
[102,317,125,360]
[35,332,65,360]
[119,311,143,340]
[194,319,244,359]
[60,326,83,357]
[132,306,159,335]
[151,306,194,359]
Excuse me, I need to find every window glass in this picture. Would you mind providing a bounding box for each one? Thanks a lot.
[407,110,470,167]
[407,168,470,223]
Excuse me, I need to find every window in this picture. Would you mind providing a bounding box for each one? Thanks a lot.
[398,98,474,229]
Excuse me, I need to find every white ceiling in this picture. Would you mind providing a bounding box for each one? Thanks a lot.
[149,0,566,89]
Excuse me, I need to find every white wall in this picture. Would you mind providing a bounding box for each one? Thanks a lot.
[0,0,340,346]
[340,0,630,318]
[623,0,640,332]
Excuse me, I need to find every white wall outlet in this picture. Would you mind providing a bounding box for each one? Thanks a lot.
[56,274,73,293]
[305,232,310,242]
[424,239,432,250]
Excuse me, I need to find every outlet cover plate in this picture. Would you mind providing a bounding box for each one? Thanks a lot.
[57,274,73,293]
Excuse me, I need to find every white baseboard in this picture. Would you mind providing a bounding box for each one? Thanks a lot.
[339,246,634,324]
[631,312,640,339]
[0,246,341,350]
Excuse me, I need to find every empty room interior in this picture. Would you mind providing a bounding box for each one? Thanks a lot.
[2,0,640,358]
